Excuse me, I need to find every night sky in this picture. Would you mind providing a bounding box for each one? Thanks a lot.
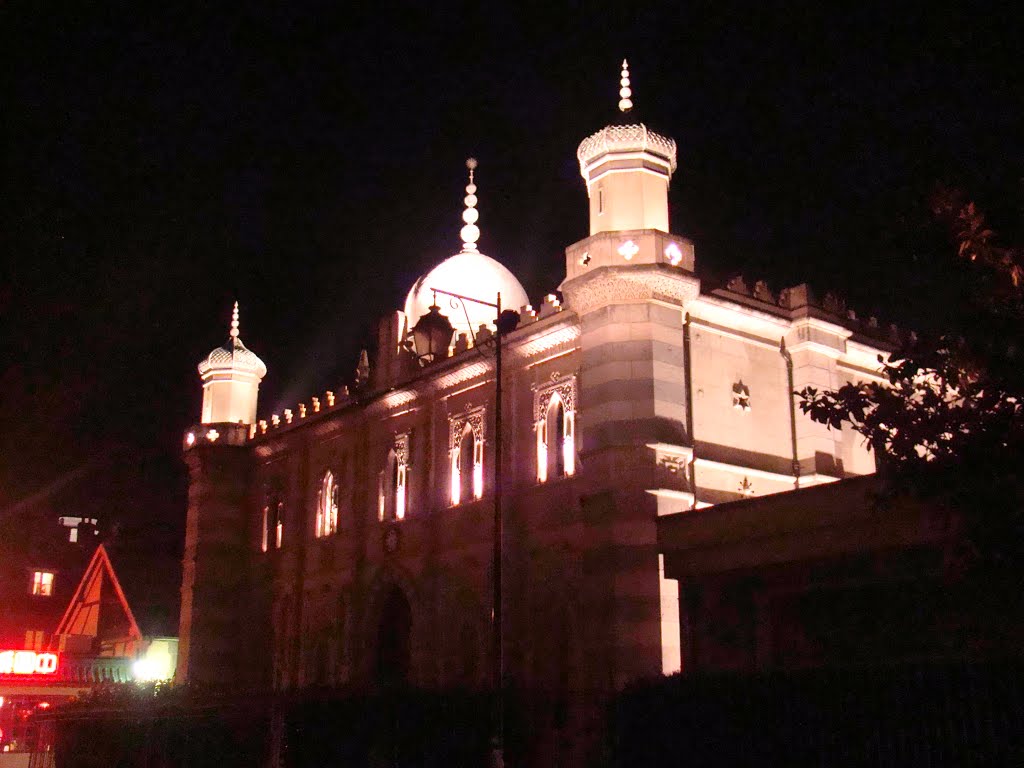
[2,2,1020,631]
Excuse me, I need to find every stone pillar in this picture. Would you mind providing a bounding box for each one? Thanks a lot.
[784,316,852,477]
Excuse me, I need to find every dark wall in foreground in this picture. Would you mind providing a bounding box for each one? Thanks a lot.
[38,663,1024,768]
[612,662,1024,768]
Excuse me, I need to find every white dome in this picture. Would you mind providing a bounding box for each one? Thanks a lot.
[404,251,530,341]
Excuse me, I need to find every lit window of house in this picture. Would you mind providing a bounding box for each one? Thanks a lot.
[316,470,339,537]
[378,434,410,522]
[31,571,54,596]
[449,410,485,505]
[535,377,577,483]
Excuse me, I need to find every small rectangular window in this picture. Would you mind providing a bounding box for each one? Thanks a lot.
[31,571,54,596]
[597,187,604,215]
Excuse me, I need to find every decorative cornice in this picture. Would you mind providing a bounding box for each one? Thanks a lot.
[561,267,699,315]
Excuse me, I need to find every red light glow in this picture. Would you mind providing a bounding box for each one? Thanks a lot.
[0,651,59,675]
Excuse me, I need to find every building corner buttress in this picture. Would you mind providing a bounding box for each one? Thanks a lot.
[176,423,261,687]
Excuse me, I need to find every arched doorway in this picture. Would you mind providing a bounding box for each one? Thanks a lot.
[376,585,412,686]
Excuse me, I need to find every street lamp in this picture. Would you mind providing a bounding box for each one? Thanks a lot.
[411,288,519,766]
[410,303,456,365]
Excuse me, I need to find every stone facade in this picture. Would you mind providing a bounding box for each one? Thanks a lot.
[177,78,896,762]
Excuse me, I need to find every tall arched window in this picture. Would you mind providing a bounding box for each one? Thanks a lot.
[315,470,339,538]
[262,488,285,551]
[379,434,409,521]
[449,410,484,505]
[536,380,576,483]
[459,425,475,502]
[552,397,566,478]
[379,450,398,522]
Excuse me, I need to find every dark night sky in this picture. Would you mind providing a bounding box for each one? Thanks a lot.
[2,1,1021,630]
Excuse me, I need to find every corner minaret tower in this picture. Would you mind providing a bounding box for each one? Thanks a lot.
[560,60,698,687]
[178,302,267,687]
[197,302,267,425]
[577,59,677,235]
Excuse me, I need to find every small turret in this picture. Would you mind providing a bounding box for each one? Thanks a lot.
[197,302,267,425]
[577,60,678,235]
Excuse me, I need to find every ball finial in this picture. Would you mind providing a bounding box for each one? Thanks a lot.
[230,301,240,340]
[460,158,481,252]
[618,58,633,113]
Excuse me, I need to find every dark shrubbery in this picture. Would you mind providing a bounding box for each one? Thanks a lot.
[611,662,1024,767]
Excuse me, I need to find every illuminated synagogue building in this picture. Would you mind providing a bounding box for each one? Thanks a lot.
[177,62,895,755]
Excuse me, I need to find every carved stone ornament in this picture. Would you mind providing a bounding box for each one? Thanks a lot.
[534,375,577,421]
[753,280,774,304]
[562,269,699,316]
[394,433,409,466]
[449,406,486,451]
[658,455,688,474]
[726,275,750,295]
[383,525,400,554]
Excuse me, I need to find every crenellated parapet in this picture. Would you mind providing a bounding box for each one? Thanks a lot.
[719,276,911,347]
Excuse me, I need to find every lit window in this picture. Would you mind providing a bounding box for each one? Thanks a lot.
[449,412,484,505]
[379,434,409,522]
[316,470,339,538]
[535,379,577,483]
[31,571,54,597]
[262,495,284,552]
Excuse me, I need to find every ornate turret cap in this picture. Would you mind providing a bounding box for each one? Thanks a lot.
[576,59,677,181]
[197,301,267,379]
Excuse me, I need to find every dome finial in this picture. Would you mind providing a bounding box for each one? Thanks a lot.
[230,301,240,340]
[460,157,480,253]
[618,58,633,113]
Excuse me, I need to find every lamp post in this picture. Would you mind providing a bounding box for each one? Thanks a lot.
[412,288,519,766]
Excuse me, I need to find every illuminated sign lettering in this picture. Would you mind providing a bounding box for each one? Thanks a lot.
[0,651,59,675]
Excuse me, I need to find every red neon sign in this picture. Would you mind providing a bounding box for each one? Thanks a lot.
[0,651,59,675]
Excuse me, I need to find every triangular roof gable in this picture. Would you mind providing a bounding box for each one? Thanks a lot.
[51,544,142,643]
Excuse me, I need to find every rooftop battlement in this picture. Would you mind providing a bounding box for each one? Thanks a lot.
[718,276,911,347]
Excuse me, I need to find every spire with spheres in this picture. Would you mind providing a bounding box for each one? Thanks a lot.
[618,59,633,113]
[196,301,267,425]
[574,58,677,236]
[229,301,240,339]
[460,157,480,252]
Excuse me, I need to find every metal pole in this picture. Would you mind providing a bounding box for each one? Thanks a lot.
[492,292,504,765]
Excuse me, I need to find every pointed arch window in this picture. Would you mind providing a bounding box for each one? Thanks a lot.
[315,470,339,538]
[262,496,285,552]
[535,376,577,483]
[379,434,409,522]
[449,408,485,505]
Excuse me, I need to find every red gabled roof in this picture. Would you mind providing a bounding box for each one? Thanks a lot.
[51,544,142,645]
